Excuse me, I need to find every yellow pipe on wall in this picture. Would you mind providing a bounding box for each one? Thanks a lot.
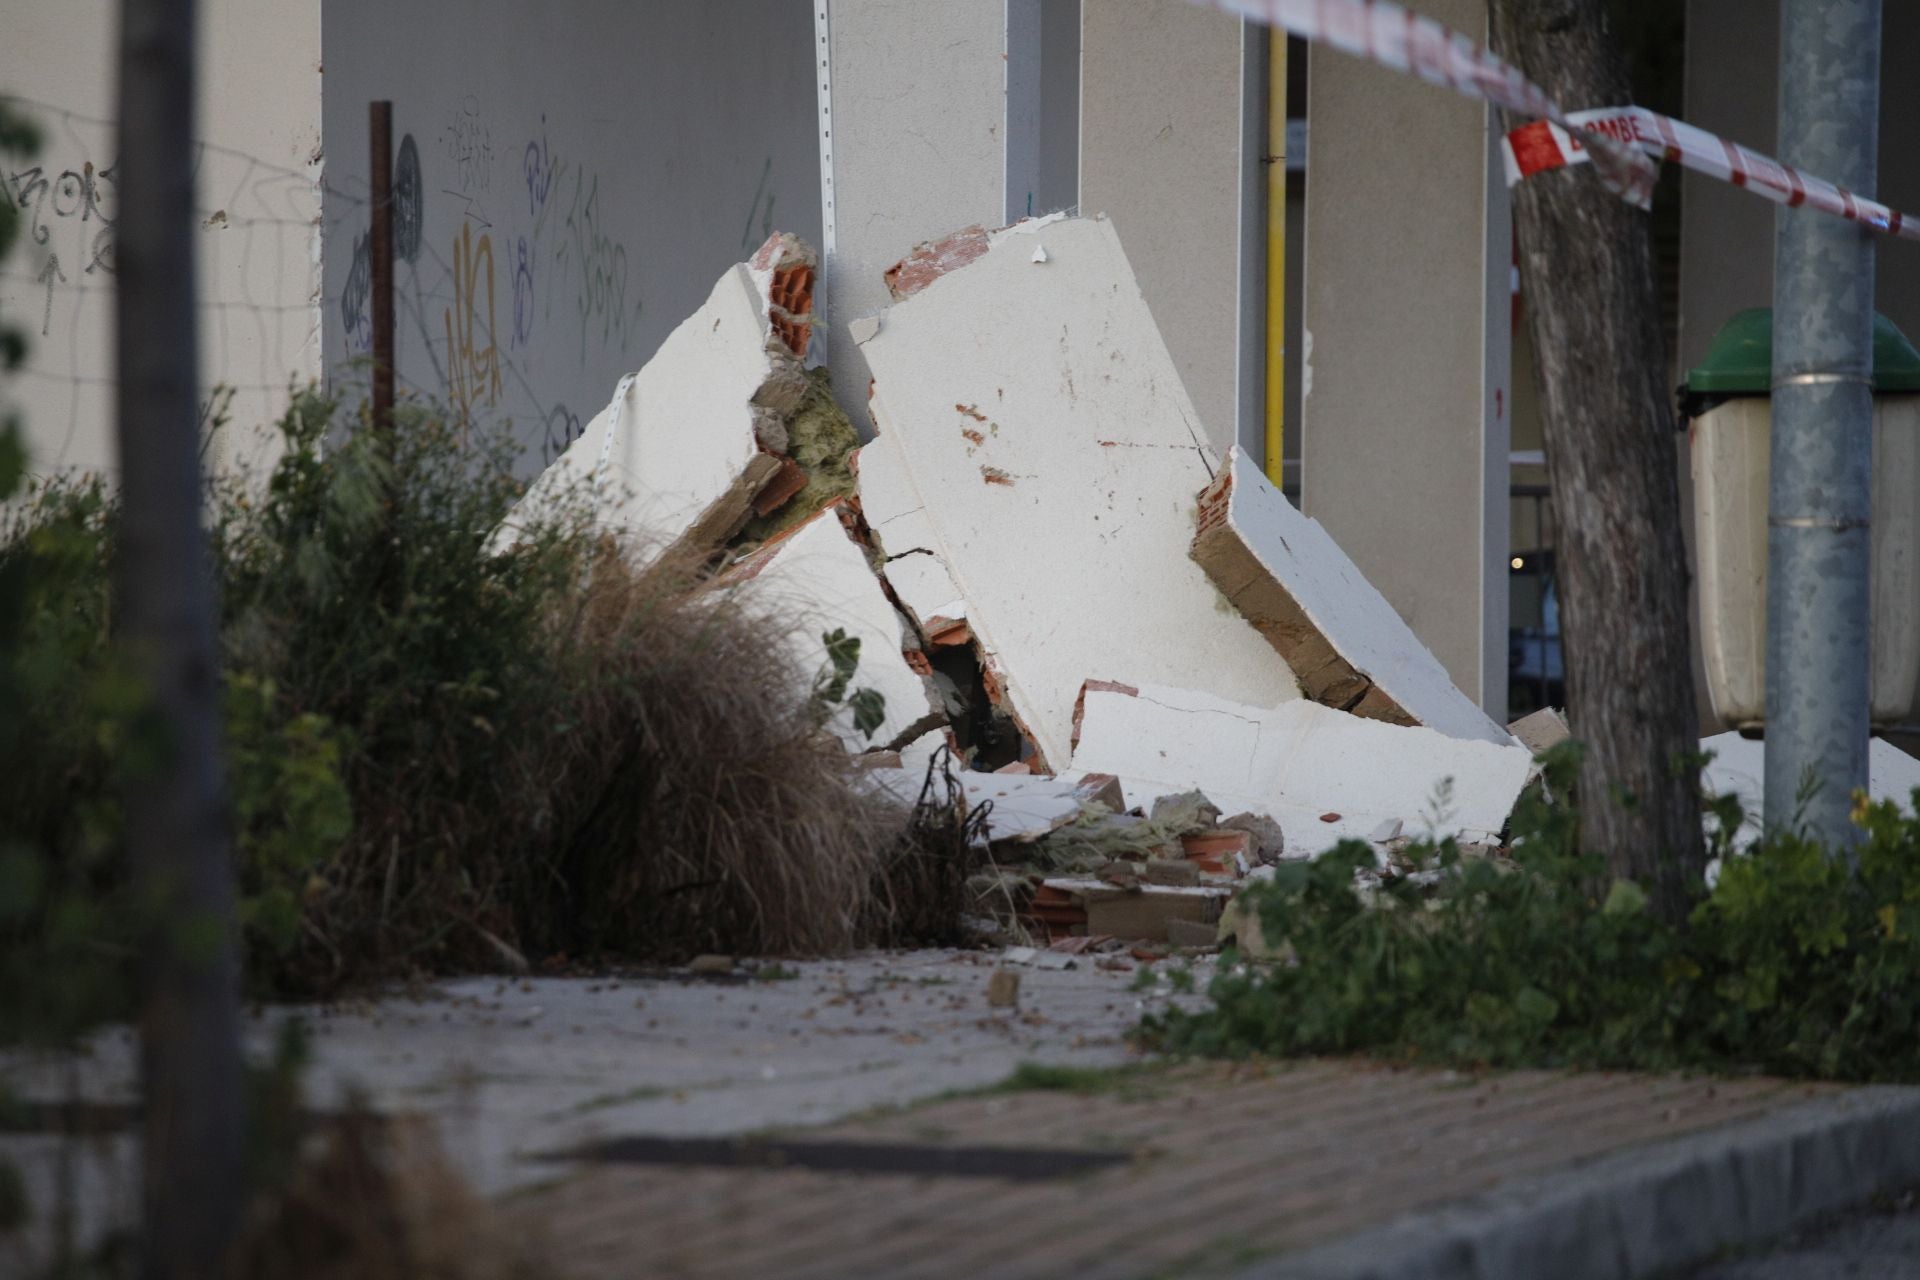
[1264,29,1289,489]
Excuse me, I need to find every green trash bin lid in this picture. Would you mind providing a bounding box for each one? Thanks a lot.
[1687,307,1920,393]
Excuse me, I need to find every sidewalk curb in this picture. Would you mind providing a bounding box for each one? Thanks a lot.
[1242,1086,1920,1280]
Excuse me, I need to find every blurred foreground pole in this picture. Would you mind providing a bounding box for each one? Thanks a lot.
[115,0,247,1274]
[1765,0,1880,847]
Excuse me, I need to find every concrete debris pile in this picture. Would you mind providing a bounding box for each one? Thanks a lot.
[507,219,1541,947]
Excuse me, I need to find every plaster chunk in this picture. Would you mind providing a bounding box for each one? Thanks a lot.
[498,234,814,557]
[861,769,1126,845]
[1700,732,1920,851]
[1065,681,1533,855]
[856,216,1301,772]
[1193,446,1511,745]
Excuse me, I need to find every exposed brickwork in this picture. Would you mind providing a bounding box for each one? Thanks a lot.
[884,226,991,302]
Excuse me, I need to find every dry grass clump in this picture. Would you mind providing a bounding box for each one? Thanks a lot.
[518,548,907,961]
[4,391,962,997]
[229,1106,551,1280]
[210,396,919,988]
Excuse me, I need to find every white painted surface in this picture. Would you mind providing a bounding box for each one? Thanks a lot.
[1079,0,1253,455]
[1067,681,1532,853]
[0,0,322,479]
[1701,732,1920,850]
[733,508,940,754]
[502,260,797,555]
[855,431,969,628]
[1204,446,1511,745]
[318,0,820,478]
[857,215,1299,772]
[820,0,1008,427]
[863,768,1120,844]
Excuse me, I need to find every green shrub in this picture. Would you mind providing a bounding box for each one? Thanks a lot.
[2,386,913,1004]
[1146,744,1920,1082]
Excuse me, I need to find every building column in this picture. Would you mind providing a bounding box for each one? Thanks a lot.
[1079,0,1264,458]
[818,0,1074,429]
[1299,0,1511,718]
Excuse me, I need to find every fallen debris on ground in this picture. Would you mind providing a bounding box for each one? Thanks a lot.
[1508,706,1572,755]
[1701,730,1920,850]
[1066,680,1532,853]
[1193,445,1511,744]
[500,218,1557,953]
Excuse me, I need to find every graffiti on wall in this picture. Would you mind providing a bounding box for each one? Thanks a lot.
[553,168,638,362]
[522,117,554,217]
[327,100,662,472]
[394,133,424,263]
[341,230,372,354]
[740,156,777,254]
[443,221,502,417]
[440,97,494,194]
[5,157,117,335]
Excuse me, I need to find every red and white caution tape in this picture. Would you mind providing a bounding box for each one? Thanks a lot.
[1186,0,1919,242]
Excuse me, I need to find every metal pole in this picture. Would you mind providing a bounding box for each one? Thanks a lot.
[369,100,394,436]
[1765,0,1880,846]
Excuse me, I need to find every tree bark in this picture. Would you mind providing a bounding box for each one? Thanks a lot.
[116,0,247,1273]
[1489,0,1706,922]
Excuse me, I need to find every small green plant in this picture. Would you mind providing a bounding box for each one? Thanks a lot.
[1146,743,1920,1082]
[812,627,887,742]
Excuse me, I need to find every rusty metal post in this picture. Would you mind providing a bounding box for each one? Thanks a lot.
[369,100,394,435]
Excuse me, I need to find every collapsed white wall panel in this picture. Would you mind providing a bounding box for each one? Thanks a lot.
[728,507,941,754]
[1194,447,1512,746]
[1066,682,1533,853]
[854,435,969,630]
[1701,732,1920,850]
[500,237,813,555]
[856,216,1300,771]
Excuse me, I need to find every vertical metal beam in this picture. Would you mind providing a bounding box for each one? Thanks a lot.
[1765,0,1880,844]
[369,100,395,436]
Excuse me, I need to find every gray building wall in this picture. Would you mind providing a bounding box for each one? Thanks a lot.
[320,0,821,476]
[1299,0,1511,715]
[1679,0,1920,370]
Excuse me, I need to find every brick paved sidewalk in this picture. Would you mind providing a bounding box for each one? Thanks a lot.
[508,1059,1833,1280]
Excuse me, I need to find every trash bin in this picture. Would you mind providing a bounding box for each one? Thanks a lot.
[1685,308,1920,732]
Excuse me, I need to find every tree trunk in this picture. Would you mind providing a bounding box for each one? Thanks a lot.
[1489,0,1706,922]
[116,0,247,1273]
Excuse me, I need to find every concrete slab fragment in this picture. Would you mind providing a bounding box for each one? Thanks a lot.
[854,434,971,635]
[1066,681,1533,854]
[1194,447,1512,745]
[725,505,941,754]
[1701,732,1920,850]
[1509,707,1573,756]
[500,234,814,556]
[856,216,1300,771]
